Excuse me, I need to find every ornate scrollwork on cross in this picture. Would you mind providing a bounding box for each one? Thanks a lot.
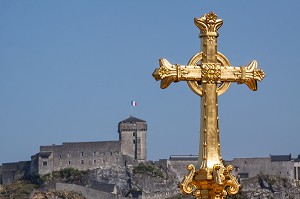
[194,12,223,35]
[233,60,266,91]
[201,63,221,83]
[180,164,196,195]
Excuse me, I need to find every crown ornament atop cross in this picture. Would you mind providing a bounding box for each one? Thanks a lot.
[152,12,265,199]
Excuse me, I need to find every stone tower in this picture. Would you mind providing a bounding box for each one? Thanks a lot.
[118,116,147,161]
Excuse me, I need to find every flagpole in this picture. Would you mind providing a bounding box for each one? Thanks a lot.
[130,104,132,116]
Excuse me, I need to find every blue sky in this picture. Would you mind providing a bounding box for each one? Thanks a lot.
[1,1,300,164]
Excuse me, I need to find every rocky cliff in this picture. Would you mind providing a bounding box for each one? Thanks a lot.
[237,174,300,199]
[1,162,300,199]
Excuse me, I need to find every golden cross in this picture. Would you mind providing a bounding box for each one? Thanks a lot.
[152,12,265,199]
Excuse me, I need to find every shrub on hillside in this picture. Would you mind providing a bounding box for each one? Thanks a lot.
[133,163,164,178]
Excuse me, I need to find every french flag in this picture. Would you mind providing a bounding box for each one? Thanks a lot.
[131,101,137,106]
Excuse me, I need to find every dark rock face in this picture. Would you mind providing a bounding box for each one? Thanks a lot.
[90,163,180,198]
[235,174,300,199]
[89,165,130,196]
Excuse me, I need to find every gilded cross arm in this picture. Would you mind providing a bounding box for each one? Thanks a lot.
[152,58,265,91]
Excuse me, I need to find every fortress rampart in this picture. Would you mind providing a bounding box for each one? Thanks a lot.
[37,141,122,175]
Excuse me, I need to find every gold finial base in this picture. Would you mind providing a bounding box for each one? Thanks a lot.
[180,164,239,199]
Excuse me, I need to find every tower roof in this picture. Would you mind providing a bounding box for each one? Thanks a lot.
[119,116,146,124]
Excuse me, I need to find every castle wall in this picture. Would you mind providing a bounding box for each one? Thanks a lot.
[226,157,294,180]
[38,141,122,175]
[1,161,30,185]
[30,154,39,174]
[165,156,297,182]
[56,183,128,199]
[38,151,54,175]
[270,160,294,179]
[295,162,300,180]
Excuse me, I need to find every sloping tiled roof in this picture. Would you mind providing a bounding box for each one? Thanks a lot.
[170,155,198,161]
[39,151,52,158]
[270,154,291,162]
[119,116,146,123]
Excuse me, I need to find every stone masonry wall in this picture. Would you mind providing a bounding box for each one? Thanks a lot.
[119,130,136,160]
[30,154,39,174]
[166,157,295,183]
[138,130,146,161]
[56,183,128,199]
[38,151,54,175]
[1,161,30,185]
[226,157,295,180]
[39,141,122,175]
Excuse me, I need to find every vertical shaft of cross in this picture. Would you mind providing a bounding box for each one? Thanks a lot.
[199,84,222,170]
[197,15,223,174]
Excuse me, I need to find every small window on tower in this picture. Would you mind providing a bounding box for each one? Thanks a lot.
[43,161,47,166]
[133,132,136,136]
[133,140,135,144]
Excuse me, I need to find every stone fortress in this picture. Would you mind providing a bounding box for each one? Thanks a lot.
[1,116,147,184]
[1,116,300,186]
